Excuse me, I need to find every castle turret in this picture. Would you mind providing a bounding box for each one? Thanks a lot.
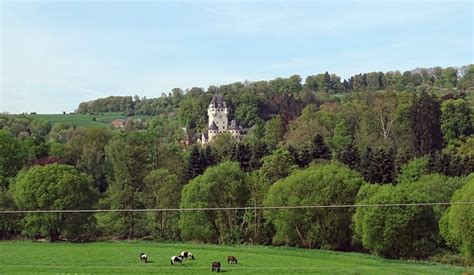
[208,95,229,132]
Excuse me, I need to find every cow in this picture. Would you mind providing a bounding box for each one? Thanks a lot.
[211,261,221,272]
[180,251,195,260]
[170,255,184,265]
[139,253,147,263]
[227,255,237,264]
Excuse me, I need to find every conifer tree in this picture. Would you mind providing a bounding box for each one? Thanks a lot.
[410,91,443,156]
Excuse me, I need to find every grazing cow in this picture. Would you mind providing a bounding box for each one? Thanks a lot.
[180,251,195,260]
[211,261,221,272]
[170,255,183,265]
[227,255,237,264]
[139,253,147,263]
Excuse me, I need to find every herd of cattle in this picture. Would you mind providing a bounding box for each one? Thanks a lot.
[139,251,238,272]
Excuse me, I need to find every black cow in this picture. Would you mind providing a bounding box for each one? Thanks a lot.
[211,261,221,272]
[227,255,237,264]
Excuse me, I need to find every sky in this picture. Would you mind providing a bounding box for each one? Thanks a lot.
[1,1,473,113]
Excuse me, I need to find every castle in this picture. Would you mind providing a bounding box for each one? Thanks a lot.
[200,95,245,144]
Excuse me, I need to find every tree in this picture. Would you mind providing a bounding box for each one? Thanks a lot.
[179,161,249,244]
[11,164,97,241]
[309,134,331,160]
[284,104,329,148]
[259,149,296,184]
[410,91,443,156]
[336,143,360,169]
[396,157,429,184]
[354,185,438,259]
[0,189,21,239]
[358,147,395,184]
[372,92,398,142]
[67,127,112,192]
[441,99,473,143]
[263,115,285,151]
[0,131,25,189]
[142,169,181,240]
[440,174,474,263]
[265,162,364,249]
[101,132,152,239]
[185,145,205,181]
[441,67,458,88]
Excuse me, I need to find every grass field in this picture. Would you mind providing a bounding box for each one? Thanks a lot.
[0,241,471,274]
[31,112,153,127]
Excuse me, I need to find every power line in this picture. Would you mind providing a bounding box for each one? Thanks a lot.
[0,201,472,214]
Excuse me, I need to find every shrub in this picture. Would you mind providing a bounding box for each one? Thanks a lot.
[440,174,474,263]
[265,162,363,250]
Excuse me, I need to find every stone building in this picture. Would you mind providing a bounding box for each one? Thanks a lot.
[200,95,245,144]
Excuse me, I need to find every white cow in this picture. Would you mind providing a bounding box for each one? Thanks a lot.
[170,255,184,265]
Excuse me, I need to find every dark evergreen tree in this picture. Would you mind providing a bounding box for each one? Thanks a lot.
[375,147,395,183]
[232,143,251,171]
[249,141,268,170]
[298,146,312,168]
[410,91,444,156]
[185,145,204,181]
[336,143,360,169]
[428,152,474,177]
[358,147,395,184]
[203,145,216,168]
[310,134,331,160]
[342,79,352,92]
[287,145,301,167]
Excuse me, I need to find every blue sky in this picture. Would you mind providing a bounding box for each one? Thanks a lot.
[1,1,472,113]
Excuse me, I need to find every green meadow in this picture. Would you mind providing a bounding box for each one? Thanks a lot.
[32,112,153,127]
[0,241,470,274]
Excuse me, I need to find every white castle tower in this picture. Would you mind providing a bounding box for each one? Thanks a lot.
[200,94,245,144]
[208,94,229,130]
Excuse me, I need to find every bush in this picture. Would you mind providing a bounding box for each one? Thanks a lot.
[265,162,363,250]
[440,174,474,264]
[397,156,429,184]
[11,164,98,241]
[179,161,249,244]
[354,186,438,259]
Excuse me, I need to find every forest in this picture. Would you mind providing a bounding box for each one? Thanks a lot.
[0,65,473,264]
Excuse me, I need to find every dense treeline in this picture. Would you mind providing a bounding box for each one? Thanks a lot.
[1,65,473,264]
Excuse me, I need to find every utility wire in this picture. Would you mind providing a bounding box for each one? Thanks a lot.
[0,201,472,214]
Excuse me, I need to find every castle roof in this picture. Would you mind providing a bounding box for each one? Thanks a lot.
[210,95,227,108]
[228,119,242,131]
[209,121,218,130]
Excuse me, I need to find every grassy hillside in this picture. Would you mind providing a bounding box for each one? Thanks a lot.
[32,112,153,127]
[0,241,470,274]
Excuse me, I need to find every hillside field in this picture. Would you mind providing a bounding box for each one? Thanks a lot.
[31,112,153,127]
[0,241,470,274]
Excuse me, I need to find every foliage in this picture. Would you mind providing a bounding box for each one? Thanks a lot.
[11,164,97,241]
[101,131,153,238]
[397,156,430,183]
[0,130,26,189]
[441,99,473,143]
[410,91,444,156]
[259,148,296,184]
[440,174,474,263]
[354,185,438,259]
[358,147,395,183]
[265,162,363,249]
[179,161,249,244]
[142,169,181,240]
[0,189,21,239]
